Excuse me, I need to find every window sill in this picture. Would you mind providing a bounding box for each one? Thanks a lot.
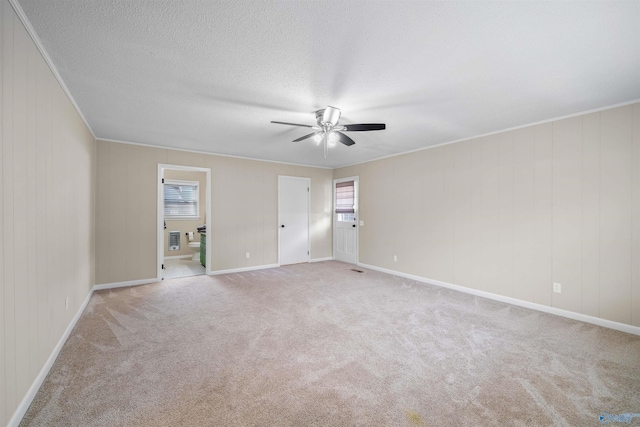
[165,216,201,221]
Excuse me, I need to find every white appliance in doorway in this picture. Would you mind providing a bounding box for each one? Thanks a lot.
[278,176,310,265]
[334,177,358,264]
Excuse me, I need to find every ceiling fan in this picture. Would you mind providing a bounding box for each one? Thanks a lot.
[271,106,385,157]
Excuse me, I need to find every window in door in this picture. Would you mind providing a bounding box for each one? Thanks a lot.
[335,180,355,220]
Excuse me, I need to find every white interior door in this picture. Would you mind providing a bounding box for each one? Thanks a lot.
[334,177,358,264]
[279,176,310,265]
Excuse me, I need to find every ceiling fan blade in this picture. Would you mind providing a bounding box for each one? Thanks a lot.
[341,123,386,132]
[336,131,356,146]
[271,120,313,128]
[292,132,317,142]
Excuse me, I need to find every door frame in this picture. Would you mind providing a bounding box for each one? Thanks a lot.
[157,164,212,279]
[277,175,311,265]
[333,175,359,264]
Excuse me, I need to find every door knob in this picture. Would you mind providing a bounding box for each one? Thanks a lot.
[281,225,285,228]
[352,224,356,227]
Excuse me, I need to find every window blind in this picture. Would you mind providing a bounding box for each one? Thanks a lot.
[164,182,198,217]
[335,181,355,214]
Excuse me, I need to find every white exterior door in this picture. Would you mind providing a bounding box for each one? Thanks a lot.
[279,176,310,265]
[334,177,358,264]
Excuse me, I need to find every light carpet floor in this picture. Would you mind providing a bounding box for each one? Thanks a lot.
[21,261,640,426]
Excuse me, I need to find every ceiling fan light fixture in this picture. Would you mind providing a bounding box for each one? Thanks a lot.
[313,133,323,144]
[327,131,338,146]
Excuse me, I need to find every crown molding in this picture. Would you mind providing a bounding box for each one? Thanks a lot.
[8,0,96,139]
[98,137,334,170]
[337,98,640,169]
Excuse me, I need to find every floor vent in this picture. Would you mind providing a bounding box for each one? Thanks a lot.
[351,269,364,273]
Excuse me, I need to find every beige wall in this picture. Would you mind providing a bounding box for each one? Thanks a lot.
[335,103,640,328]
[96,140,333,283]
[0,1,96,424]
[163,169,206,257]
[2,5,636,422]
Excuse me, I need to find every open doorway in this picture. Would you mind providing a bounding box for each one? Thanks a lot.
[157,164,211,280]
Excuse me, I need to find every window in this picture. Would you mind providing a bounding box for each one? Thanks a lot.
[164,180,199,219]
[335,181,355,222]
[337,213,356,222]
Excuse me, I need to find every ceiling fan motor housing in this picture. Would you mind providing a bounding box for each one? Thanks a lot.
[317,106,341,127]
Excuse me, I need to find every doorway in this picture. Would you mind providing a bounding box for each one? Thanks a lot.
[278,176,310,265]
[157,164,211,280]
[333,176,358,264]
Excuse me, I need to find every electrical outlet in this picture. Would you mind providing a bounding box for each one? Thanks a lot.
[245,252,250,259]
[393,255,397,262]
[65,297,69,311]
[553,283,562,293]
[359,220,364,226]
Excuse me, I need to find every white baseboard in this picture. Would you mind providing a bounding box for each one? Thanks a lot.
[358,263,640,337]
[13,263,636,426]
[7,274,172,425]
[310,257,333,263]
[164,255,192,260]
[93,277,159,291]
[208,264,279,275]
[8,287,94,427]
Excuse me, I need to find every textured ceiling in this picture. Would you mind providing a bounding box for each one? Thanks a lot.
[16,0,640,168]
